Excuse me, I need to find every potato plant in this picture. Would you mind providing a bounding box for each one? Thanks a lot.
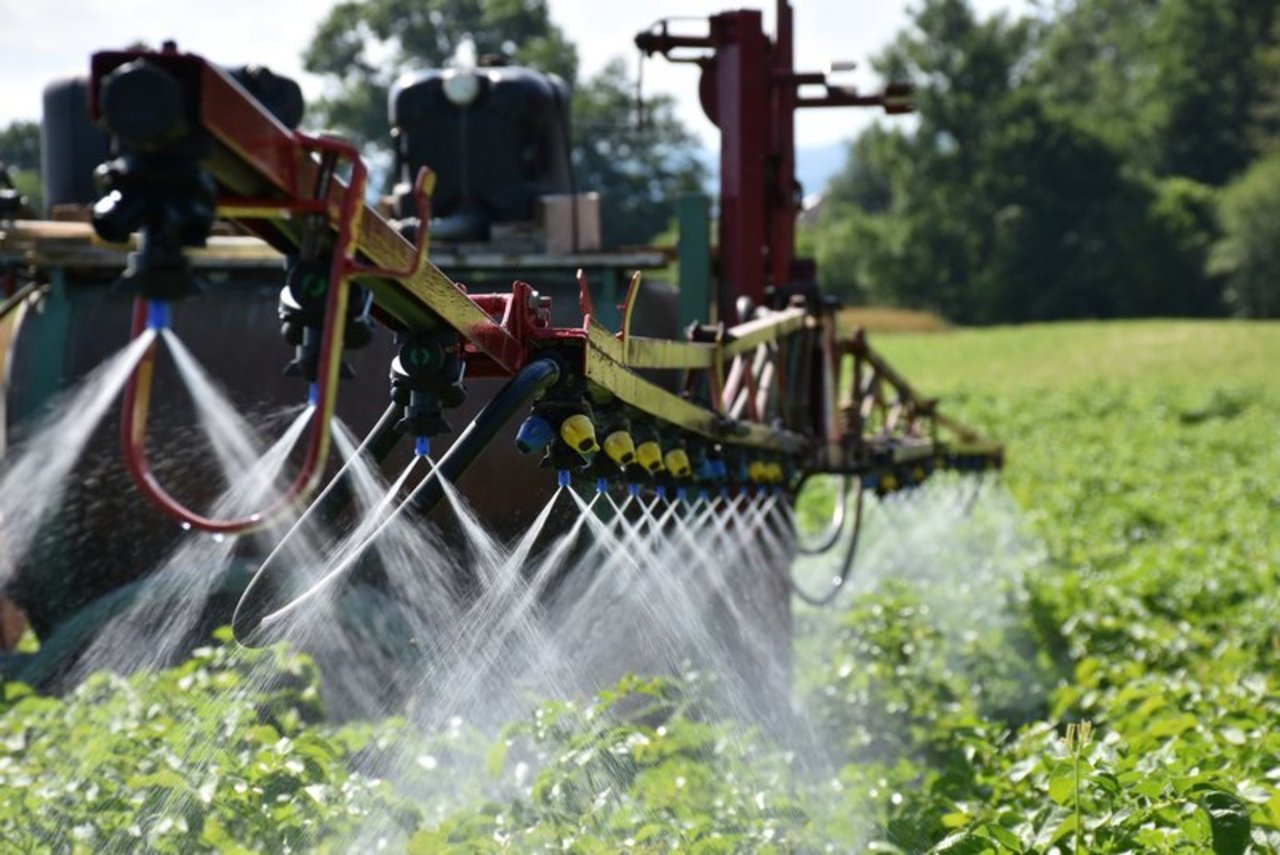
[0,321,1276,853]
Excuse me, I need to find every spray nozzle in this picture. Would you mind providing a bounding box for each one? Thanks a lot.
[415,435,431,458]
[663,447,692,478]
[602,429,637,467]
[596,476,608,494]
[559,413,599,456]
[557,469,572,489]
[145,299,170,331]
[635,440,664,474]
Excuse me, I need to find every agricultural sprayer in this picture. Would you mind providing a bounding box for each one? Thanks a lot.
[0,2,1001,683]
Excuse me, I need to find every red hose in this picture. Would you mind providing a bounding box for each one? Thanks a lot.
[118,134,369,534]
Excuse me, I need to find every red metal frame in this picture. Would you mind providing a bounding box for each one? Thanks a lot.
[82,34,992,535]
[635,1,912,318]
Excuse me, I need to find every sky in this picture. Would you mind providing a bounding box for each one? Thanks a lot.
[1,0,1025,150]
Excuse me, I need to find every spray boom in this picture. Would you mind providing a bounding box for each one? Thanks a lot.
[0,24,1004,638]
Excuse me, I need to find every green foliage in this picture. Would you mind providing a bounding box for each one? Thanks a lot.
[4,321,1278,851]
[1037,0,1275,185]
[0,120,42,215]
[0,629,419,852]
[809,0,1280,320]
[572,60,707,248]
[1211,154,1280,317]
[866,322,1280,852]
[0,120,40,173]
[412,674,819,852]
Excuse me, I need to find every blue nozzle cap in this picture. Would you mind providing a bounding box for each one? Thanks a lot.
[557,469,572,489]
[698,488,709,502]
[415,436,431,458]
[596,477,608,494]
[677,486,688,503]
[308,383,319,407]
[146,300,170,331]
[718,486,730,499]
[514,415,555,455]
[710,459,728,480]
[656,485,667,500]
[628,483,641,498]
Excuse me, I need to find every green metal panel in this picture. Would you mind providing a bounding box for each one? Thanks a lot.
[677,194,712,328]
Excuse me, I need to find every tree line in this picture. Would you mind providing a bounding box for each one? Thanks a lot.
[809,0,1280,321]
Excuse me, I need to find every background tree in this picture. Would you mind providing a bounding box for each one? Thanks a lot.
[1036,0,1276,186]
[0,120,43,213]
[1210,155,1280,317]
[807,0,1255,321]
[572,60,706,247]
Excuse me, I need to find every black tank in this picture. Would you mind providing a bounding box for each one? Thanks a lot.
[390,64,573,240]
[40,77,110,211]
[40,66,303,214]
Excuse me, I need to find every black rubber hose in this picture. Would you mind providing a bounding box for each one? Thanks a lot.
[0,280,43,322]
[792,475,850,556]
[789,485,864,607]
[231,358,561,645]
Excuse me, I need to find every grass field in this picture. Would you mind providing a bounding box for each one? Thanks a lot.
[1,320,1277,852]
[878,319,1280,390]
[859,319,1280,852]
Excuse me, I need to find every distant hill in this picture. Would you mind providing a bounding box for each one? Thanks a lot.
[795,141,850,198]
[698,140,851,200]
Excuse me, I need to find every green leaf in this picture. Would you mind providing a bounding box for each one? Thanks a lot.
[1199,790,1251,855]
[1047,814,1078,848]
[929,831,994,854]
[979,823,1023,851]
[1048,763,1076,806]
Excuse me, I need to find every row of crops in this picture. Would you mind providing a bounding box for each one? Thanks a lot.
[1,320,1276,853]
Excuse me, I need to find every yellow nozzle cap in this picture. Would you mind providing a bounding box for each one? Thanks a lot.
[559,414,598,455]
[636,440,665,473]
[663,448,692,478]
[747,460,769,483]
[881,473,898,492]
[764,462,783,483]
[603,430,637,466]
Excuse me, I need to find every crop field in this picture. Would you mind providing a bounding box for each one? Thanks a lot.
[1,319,1277,853]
